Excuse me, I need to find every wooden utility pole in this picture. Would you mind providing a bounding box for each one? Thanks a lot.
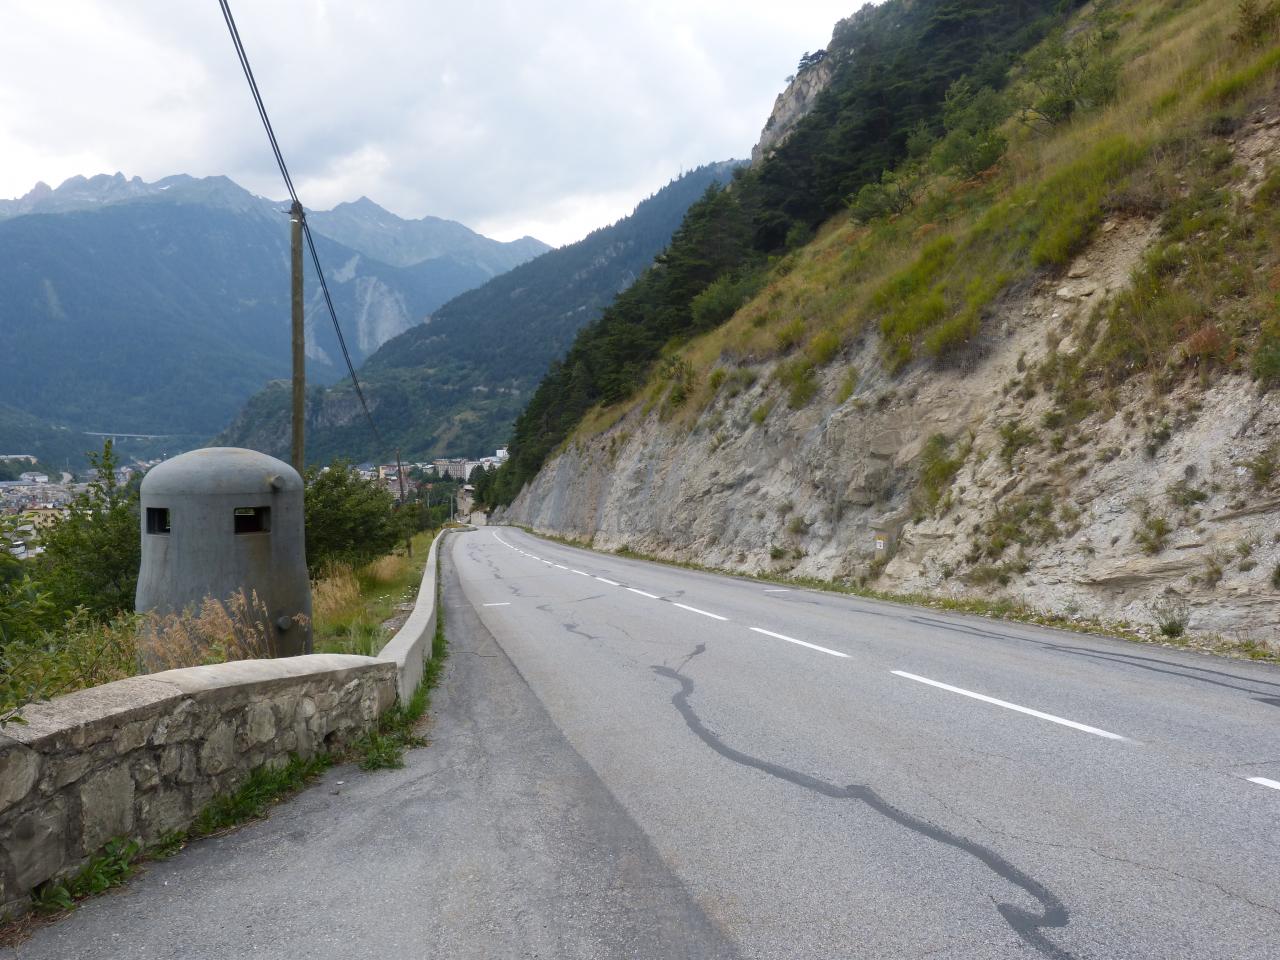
[396,448,411,556]
[290,201,305,474]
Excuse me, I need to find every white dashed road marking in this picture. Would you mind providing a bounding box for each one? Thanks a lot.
[749,627,849,659]
[891,670,1126,741]
[672,602,729,622]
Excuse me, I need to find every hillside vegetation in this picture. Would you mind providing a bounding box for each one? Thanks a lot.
[493,0,1087,502]
[501,0,1280,649]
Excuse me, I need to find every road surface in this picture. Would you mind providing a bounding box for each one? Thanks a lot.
[11,527,1280,959]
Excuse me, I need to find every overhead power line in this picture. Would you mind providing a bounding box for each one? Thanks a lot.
[216,0,383,450]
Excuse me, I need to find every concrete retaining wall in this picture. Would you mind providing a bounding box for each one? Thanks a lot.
[0,654,396,919]
[377,528,448,701]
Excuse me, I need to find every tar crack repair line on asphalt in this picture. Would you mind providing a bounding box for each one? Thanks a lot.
[652,664,1076,960]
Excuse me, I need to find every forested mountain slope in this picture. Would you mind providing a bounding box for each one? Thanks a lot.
[493,0,1084,500]
[502,0,1280,647]
[218,161,738,462]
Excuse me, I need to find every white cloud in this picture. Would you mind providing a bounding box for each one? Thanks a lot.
[0,1,860,246]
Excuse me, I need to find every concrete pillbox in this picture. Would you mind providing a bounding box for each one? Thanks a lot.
[135,447,312,659]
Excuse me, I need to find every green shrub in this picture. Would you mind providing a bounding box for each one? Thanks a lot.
[1167,480,1208,509]
[751,399,775,425]
[1152,602,1189,638]
[0,516,58,649]
[1254,321,1280,387]
[934,79,1009,178]
[778,360,818,408]
[1,611,139,725]
[691,274,754,330]
[1247,445,1278,488]
[916,434,966,511]
[36,441,140,622]
[304,462,400,576]
[807,329,842,366]
[775,318,806,353]
[1135,507,1172,554]
[837,368,859,403]
[847,166,925,223]
[1016,16,1120,129]
[659,356,695,410]
[972,495,1058,560]
[998,421,1038,468]
[1232,1,1280,47]
[33,838,141,913]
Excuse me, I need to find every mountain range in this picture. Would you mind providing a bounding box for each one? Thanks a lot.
[218,160,739,463]
[0,173,548,464]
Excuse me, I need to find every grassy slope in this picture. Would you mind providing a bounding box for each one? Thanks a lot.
[568,0,1280,447]
[312,528,436,655]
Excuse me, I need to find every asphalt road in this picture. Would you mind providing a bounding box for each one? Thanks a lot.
[445,528,1280,959]
[10,527,1280,959]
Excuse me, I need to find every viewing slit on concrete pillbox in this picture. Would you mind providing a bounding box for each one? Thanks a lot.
[233,506,270,534]
[146,507,171,534]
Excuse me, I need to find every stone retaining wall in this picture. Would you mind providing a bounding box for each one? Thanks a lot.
[0,654,396,919]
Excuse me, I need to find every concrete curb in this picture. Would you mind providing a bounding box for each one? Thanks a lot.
[377,526,468,702]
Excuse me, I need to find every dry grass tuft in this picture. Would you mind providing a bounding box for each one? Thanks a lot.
[366,553,408,585]
[311,563,360,623]
[140,590,282,671]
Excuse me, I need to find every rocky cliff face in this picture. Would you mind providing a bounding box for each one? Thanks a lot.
[506,136,1280,643]
[751,58,837,166]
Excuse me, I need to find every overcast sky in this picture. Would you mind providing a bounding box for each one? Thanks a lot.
[0,2,859,247]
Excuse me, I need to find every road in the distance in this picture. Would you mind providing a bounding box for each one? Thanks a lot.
[458,527,1280,960]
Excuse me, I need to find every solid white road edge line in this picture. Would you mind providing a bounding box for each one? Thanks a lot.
[763,588,791,593]
[482,602,511,607]
[554,564,568,570]
[571,569,591,577]
[1247,776,1280,791]
[627,588,661,599]
[594,577,621,586]
[749,627,849,659]
[890,670,1126,741]
[673,602,729,621]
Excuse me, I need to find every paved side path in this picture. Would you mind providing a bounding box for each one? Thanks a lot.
[5,553,736,960]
